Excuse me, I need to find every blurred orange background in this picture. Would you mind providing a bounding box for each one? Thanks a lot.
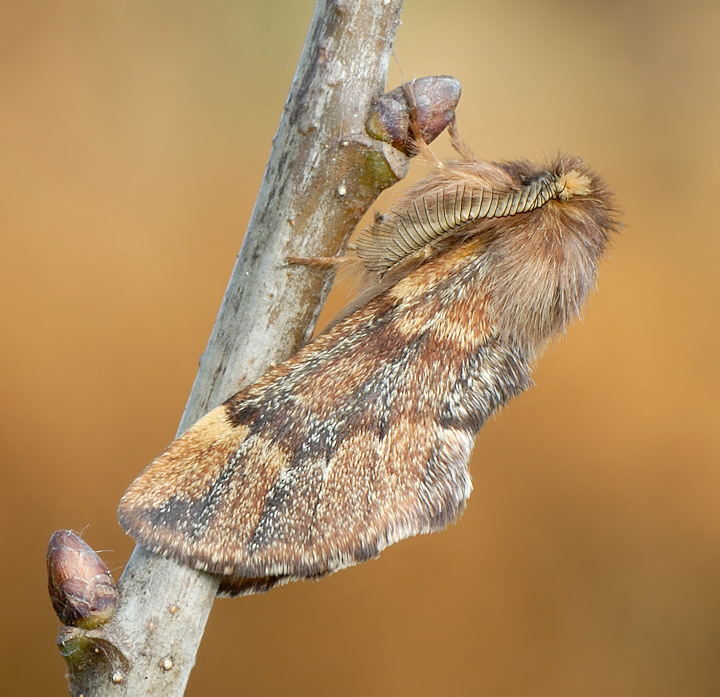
[3,1,719,695]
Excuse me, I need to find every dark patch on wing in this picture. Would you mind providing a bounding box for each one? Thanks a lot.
[438,341,531,432]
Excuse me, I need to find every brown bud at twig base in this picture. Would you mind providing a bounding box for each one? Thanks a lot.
[47,530,117,629]
[366,76,461,155]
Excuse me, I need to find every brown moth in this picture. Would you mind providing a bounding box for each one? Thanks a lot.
[118,133,617,596]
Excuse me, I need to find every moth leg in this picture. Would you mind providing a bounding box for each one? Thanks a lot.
[286,254,356,267]
[448,119,475,161]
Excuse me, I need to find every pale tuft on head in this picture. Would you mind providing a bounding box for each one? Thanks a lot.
[556,170,592,200]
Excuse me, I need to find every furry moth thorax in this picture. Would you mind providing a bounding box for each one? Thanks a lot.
[119,144,617,596]
[356,154,615,356]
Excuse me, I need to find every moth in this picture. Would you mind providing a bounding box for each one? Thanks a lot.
[119,131,617,595]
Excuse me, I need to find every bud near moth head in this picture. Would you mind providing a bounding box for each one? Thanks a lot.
[119,133,617,596]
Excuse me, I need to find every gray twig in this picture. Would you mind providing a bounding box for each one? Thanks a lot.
[60,1,408,695]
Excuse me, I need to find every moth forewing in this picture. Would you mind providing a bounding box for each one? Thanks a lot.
[118,144,616,596]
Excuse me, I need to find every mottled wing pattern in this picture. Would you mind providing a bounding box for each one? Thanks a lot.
[118,240,529,595]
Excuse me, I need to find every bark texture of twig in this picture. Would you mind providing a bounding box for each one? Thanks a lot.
[60,1,408,695]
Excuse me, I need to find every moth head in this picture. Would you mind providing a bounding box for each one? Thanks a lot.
[486,155,618,354]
